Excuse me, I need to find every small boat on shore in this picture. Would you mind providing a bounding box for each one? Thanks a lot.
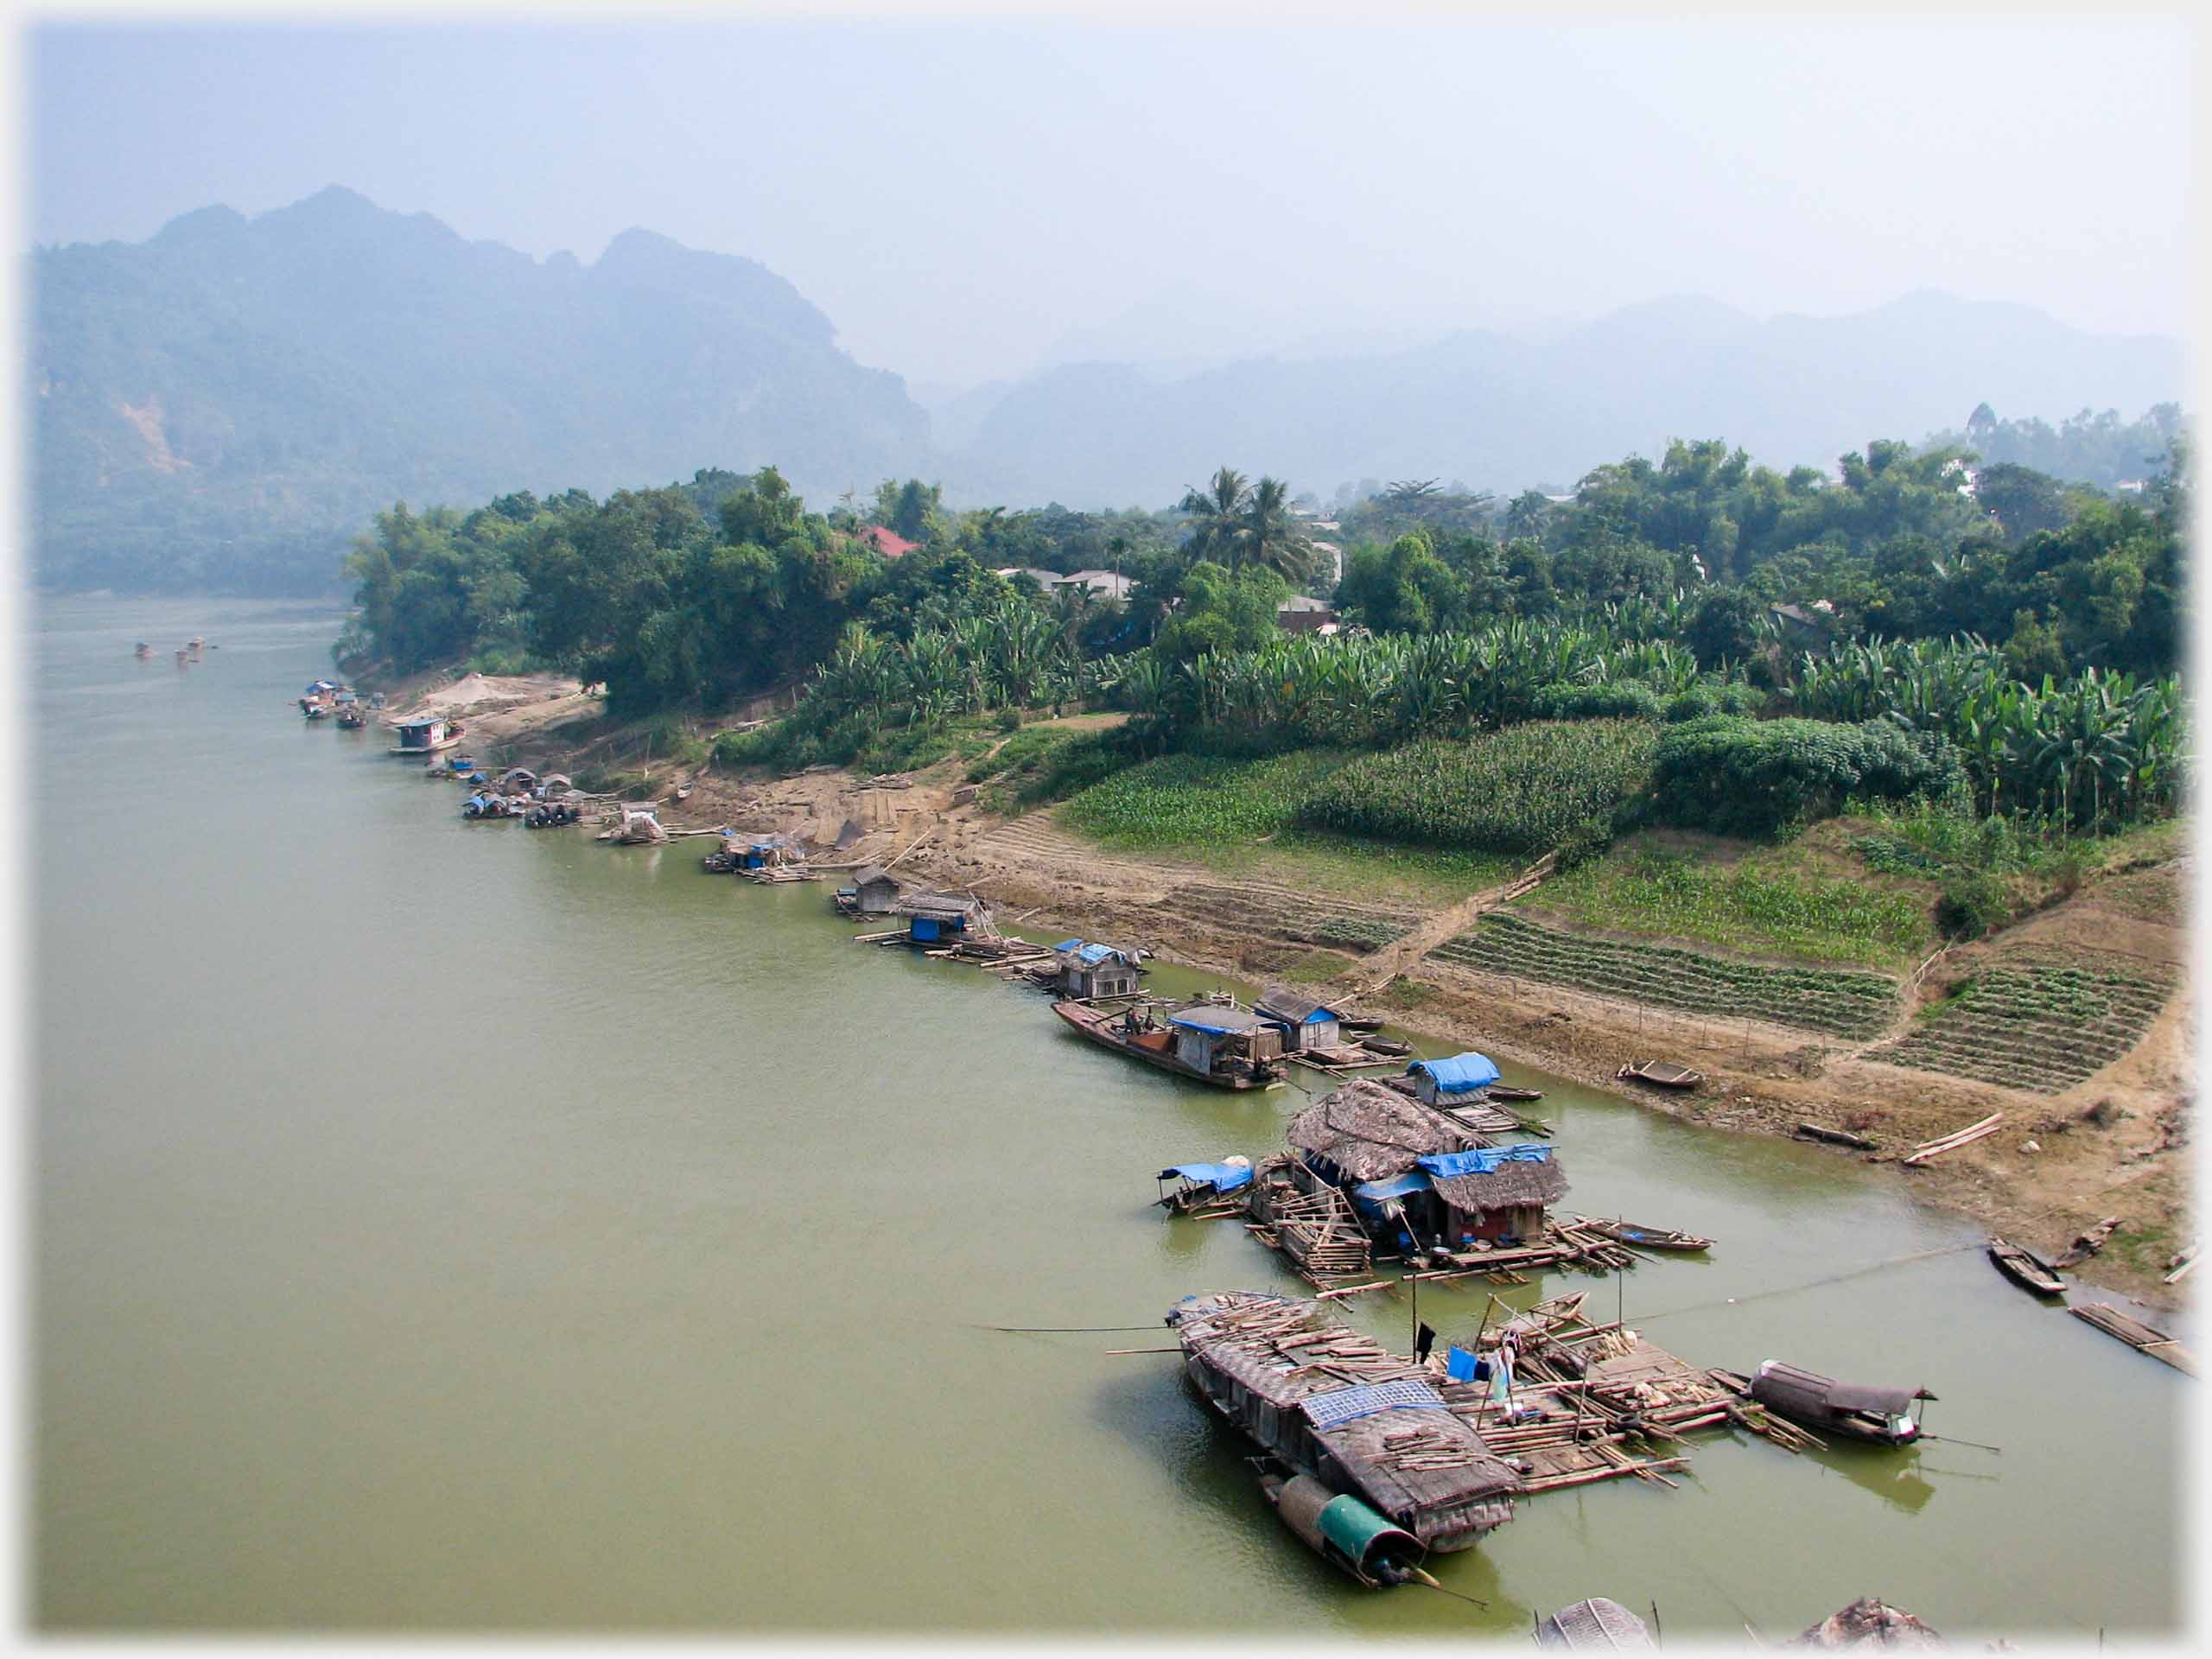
[1055,997,1285,1090]
[1575,1217,1713,1252]
[1617,1059,1703,1090]
[1986,1236,2065,1297]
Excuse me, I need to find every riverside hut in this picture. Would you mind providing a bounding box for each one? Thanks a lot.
[1417,1144,1567,1245]
[834,865,904,917]
[1168,1005,1279,1077]
[1256,987,1347,1052]
[893,892,988,944]
[1052,939,1144,1000]
[391,715,454,754]
[1407,1052,1502,1105]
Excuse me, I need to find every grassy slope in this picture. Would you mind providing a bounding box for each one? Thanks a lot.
[1055,751,1517,907]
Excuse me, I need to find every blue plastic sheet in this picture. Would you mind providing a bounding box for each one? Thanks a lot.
[1406,1052,1502,1094]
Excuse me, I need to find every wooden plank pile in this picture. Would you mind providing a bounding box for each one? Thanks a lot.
[2069,1303,2199,1376]
[1900,1111,2004,1166]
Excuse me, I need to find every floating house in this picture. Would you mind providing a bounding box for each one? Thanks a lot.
[612,803,669,844]
[1052,939,1144,1000]
[1170,1005,1280,1077]
[893,892,988,944]
[728,833,801,872]
[1054,998,1285,1090]
[1166,1290,1522,1553]
[1256,987,1347,1052]
[1407,1052,1502,1105]
[391,716,457,754]
[1287,1079,1566,1250]
[834,865,905,917]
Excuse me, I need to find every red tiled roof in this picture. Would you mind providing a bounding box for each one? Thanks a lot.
[859,524,920,559]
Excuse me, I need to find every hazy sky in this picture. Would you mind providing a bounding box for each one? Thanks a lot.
[29,16,2196,387]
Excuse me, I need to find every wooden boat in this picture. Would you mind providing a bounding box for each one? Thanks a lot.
[1616,1059,1703,1090]
[1986,1235,2064,1297]
[134,642,151,659]
[1487,1084,1545,1103]
[1576,1216,1713,1252]
[335,708,365,729]
[1257,1471,1423,1587]
[1155,1159,1254,1216]
[1746,1360,1934,1446]
[2069,1303,2199,1375]
[1054,998,1284,1090]
[1358,1036,1412,1058]
[1167,1291,1519,1554]
[1338,1016,1384,1035]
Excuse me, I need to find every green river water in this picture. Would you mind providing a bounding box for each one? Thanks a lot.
[32,598,2188,1637]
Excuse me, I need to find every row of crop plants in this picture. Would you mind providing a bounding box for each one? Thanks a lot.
[1867,960,2176,1091]
[1431,912,1900,1039]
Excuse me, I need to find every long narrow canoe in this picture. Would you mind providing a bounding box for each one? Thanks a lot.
[1986,1236,2065,1297]
[1576,1216,1713,1252]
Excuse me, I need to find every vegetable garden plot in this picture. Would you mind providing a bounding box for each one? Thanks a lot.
[1158,883,1419,954]
[1867,960,2177,1092]
[1432,912,1900,1039]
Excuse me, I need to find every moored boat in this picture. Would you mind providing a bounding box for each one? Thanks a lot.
[1536,1598,1656,1649]
[1055,998,1284,1090]
[1257,1472,1423,1587]
[1745,1360,1935,1446]
[1166,1290,1521,1554]
[1574,1216,1713,1252]
[1486,1084,1545,1103]
[1155,1158,1254,1215]
[1986,1235,2065,1297]
[1616,1059,1703,1090]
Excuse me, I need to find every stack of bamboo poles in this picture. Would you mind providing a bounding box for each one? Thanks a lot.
[1900,1111,2004,1166]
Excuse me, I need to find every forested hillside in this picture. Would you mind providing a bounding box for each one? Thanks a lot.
[30,187,928,594]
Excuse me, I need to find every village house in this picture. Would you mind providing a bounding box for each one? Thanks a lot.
[1051,939,1144,1000]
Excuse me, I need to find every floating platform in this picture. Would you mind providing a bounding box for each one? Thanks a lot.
[2070,1303,2198,1375]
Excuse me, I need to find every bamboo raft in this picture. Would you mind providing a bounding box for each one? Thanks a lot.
[2069,1303,2198,1376]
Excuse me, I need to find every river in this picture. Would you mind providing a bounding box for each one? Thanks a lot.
[31,598,2183,1636]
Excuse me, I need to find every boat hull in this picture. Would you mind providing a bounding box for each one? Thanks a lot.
[1053,1001,1276,1090]
[1987,1237,2065,1296]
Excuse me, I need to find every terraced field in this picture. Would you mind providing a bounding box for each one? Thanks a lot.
[1155,882,1419,954]
[1867,954,2177,1092]
[1432,912,1900,1039]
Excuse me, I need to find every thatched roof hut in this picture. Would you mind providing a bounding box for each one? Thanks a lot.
[1286,1079,1482,1184]
[1791,1598,1943,1649]
[1419,1146,1569,1214]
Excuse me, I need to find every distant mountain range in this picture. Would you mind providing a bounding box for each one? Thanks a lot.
[28,186,2187,593]
[30,186,928,593]
[943,292,2185,506]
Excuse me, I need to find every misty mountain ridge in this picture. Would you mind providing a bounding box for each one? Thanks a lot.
[32,185,927,593]
[948,287,2183,507]
[29,185,2185,593]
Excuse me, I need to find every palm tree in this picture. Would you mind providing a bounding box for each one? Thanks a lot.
[1243,475,1313,583]
[1179,467,1251,566]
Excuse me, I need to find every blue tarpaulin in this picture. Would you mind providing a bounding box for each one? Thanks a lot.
[1301,1379,1450,1430]
[1352,1171,1432,1202]
[1416,1144,1552,1179]
[1445,1346,1481,1382]
[1169,1007,1262,1034]
[1162,1161,1253,1192]
[1053,938,1084,953]
[1407,1052,1503,1094]
[1071,943,1128,965]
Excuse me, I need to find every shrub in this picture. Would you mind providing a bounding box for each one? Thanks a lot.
[1650,715,1963,838]
[1533,680,1663,721]
[1663,683,1763,721]
[1936,869,2011,939]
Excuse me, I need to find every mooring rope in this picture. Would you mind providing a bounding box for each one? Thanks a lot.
[1621,1239,1983,1325]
